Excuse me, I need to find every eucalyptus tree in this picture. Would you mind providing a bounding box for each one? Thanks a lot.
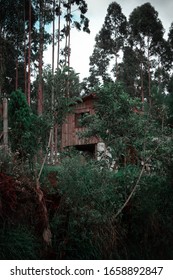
[89,2,127,86]
[49,0,90,162]
[164,24,173,126]
[128,2,165,106]
[167,22,173,69]
[33,0,52,115]
[57,0,90,69]
[0,0,26,96]
[42,65,81,117]
[118,46,141,97]
[0,0,40,99]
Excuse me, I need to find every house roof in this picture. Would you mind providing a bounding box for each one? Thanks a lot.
[81,93,97,102]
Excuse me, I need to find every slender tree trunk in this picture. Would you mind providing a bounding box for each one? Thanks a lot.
[3,98,8,153]
[0,36,3,96]
[38,0,44,116]
[57,0,61,69]
[27,0,31,106]
[64,30,68,66]
[67,4,71,69]
[0,25,5,97]
[15,10,21,91]
[36,130,53,247]
[50,0,55,164]
[24,0,27,95]
[141,62,144,104]
[115,52,118,81]
[158,60,161,92]
[64,1,70,67]
[15,44,19,90]
[54,123,58,163]
[139,43,144,109]
[24,37,27,95]
[65,1,71,97]
[51,0,55,107]
[147,36,151,108]
[55,0,61,163]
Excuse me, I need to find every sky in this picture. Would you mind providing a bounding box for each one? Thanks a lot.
[44,0,173,81]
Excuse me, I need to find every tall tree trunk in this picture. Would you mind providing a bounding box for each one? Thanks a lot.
[15,42,19,90]
[27,0,31,106]
[54,0,61,164]
[57,0,61,69]
[67,4,71,69]
[140,62,144,103]
[38,0,44,116]
[65,1,71,97]
[147,36,151,108]
[54,123,58,163]
[64,1,70,67]
[158,60,161,93]
[0,36,3,96]
[64,30,68,66]
[50,0,55,164]
[3,98,8,153]
[24,36,27,95]
[115,51,118,81]
[24,0,27,95]
[0,25,5,97]
[139,42,144,109]
[16,8,21,91]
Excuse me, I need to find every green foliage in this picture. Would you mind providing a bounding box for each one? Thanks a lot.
[50,148,173,259]
[49,152,143,259]
[84,82,144,158]
[89,2,127,84]
[40,65,82,125]
[122,172,173,259]
[8,89,49,164]
[58,81,172,259]
[129,3,164,43]
[47,145,173,260]
[0,0,37,96]
[1,0,173,261]
[50,154,119,259]
[0,225,40,260]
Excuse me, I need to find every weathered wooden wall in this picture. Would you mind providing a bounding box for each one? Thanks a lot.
[61,95,99,149]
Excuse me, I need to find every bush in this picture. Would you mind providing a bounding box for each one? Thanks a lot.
[0,226,41,260]
[50,153,139,259]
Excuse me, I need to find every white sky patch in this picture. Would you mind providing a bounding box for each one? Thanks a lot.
[44,0,173,82]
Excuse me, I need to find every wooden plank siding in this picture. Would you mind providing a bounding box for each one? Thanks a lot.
[61,94,99,149]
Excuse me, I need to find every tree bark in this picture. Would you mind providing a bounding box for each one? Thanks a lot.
[37,0,44,116]
[27,0,31,106]
[147,36,151,108]
[3,98,8,153]
[67,3,71,69]
[65,1,71,97]
[57,0,61,69]
[24,0,27,95]
[15,45,19,90]
[0,25,4,97]
[50,0,55,164]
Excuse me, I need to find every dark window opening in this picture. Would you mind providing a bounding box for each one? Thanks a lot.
[75,144,96,157]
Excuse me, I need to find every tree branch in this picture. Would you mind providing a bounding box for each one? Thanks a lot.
[112,143,161,221]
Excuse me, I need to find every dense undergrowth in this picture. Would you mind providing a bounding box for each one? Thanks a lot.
[1,151,173,260]
[1,86,173,259]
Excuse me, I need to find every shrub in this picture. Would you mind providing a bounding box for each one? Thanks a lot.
[50,153,139,259]
[0,226,41,260]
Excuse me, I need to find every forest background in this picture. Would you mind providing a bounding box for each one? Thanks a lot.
[0,0,173,260]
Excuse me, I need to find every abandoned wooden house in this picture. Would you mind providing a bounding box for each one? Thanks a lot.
[61,94,141,168]
[61,93,101,157]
